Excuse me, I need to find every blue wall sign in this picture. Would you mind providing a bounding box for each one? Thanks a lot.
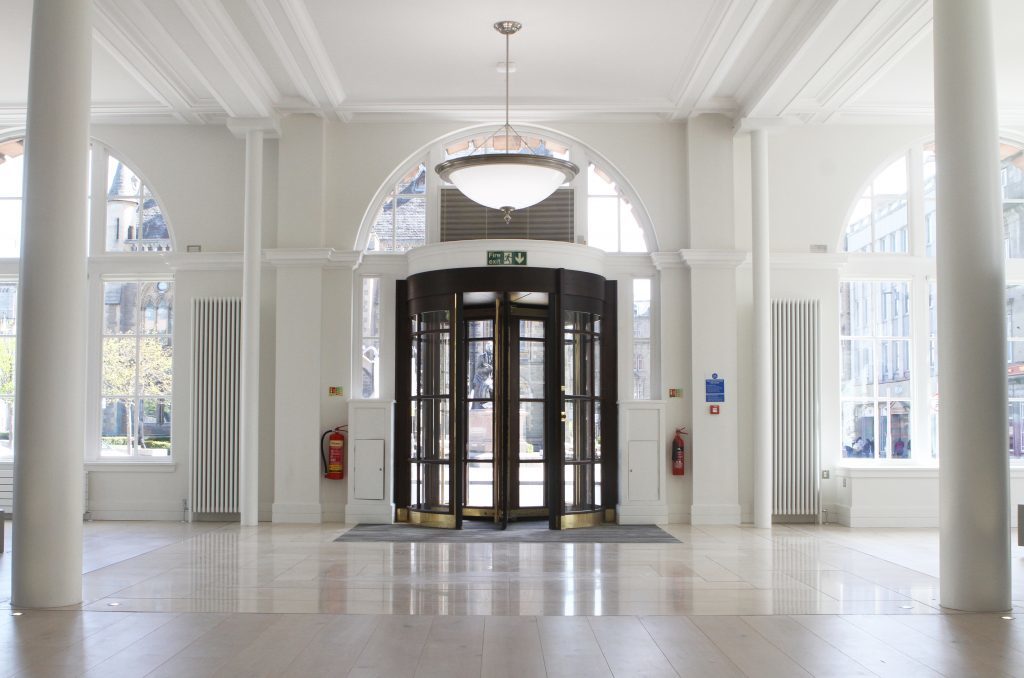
[705,372,725,403]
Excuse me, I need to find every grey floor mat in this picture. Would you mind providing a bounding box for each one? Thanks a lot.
[334,520,680,543]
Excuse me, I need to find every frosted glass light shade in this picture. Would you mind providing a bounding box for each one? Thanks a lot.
[436,154,579,210]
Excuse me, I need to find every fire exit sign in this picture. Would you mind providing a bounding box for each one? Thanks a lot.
[487,250,527,266]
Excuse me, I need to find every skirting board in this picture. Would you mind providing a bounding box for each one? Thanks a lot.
[690,503,742,525]
[87,500,186,522]
[345,502,395,525]
[271,502,323,524]
[827,503,939,528]
[617,503,668,525]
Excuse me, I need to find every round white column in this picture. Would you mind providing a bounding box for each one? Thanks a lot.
[239,129,263,526]
[751,129,773,529]
[934,0,1010,612]
[12,0,92,608]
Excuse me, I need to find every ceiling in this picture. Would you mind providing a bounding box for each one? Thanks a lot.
[1,0,1022,127]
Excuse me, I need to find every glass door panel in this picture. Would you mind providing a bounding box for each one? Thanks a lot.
[408,304,458,527]
[556,306,603,529]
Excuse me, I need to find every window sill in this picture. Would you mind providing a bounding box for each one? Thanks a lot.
[85,461,177,473]
[837,465,1024,479]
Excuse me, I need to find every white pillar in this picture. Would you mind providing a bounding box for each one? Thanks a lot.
[272,260,324,523]
[683,251,744,525]
[239,130,263,526]
[934,0,1010,612]
[12,0,92,608]
[751,130,773,529]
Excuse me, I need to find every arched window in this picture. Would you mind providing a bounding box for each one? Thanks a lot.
[105,156,172,253]
[842,154,909,254]
[0,136,174,257]
[367,162,426,252]
[587,164,647,252]
[360,129,653,254]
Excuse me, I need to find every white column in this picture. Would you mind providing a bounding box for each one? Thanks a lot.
[934,0,1010,612]
[12,0,91,608]
[272,260,325,523]
[751,130,773,529]
[239,130,263,526]
[683,251,744,525]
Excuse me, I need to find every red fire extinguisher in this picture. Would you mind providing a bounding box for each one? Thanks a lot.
[672,427,687,476]
[321,426,347,480]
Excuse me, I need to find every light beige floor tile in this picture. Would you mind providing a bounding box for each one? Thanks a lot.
[791,614,942,677]
[537,616,612,678]
[481,616,546,678]
[690,615,814,678]
[413,616,484,678]
[588,615,678,677]
[642,615,745,677]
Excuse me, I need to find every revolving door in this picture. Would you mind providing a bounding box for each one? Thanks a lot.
[394,268,617,529]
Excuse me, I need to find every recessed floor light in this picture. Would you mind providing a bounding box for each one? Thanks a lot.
[107,602,120,607]
[12,611,23,616]
[900,605,914,609]
[1001,615,1014,620]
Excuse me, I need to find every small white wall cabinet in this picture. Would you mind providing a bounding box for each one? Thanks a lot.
[617,401,668,524]
[345,400,394,523]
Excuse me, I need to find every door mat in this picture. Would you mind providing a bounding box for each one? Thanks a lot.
[334,521,680,544]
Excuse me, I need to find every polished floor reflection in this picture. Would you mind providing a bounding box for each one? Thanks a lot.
[0,520,1023,676]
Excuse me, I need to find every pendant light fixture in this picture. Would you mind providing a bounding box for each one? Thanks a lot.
[435,20,579,224]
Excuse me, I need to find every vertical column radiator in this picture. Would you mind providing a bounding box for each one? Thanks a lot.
[190,298,241,514]
[771,299,820,519]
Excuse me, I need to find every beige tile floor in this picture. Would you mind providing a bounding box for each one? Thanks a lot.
[0,519,1022,676]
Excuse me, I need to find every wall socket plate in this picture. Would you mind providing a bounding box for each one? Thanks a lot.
[821,469,829,479]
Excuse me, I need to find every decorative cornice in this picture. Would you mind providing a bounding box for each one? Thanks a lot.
[226,116,281,139]
[650,252,686,270]
[679,249,747,269]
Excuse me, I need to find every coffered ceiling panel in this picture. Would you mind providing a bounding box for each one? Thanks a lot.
[1,0,1021,126]
[304,0,718,112]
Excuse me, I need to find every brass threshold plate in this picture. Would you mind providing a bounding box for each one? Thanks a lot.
[407,510,456,528]
[560,510,604,530]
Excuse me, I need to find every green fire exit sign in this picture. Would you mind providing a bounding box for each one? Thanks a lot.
[487,250,527,266]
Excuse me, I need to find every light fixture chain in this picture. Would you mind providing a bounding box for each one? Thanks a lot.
[505,27,510,154]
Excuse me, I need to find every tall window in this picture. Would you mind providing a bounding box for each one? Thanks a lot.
[839,281,912,460]
[1007,284,1024,460]
[100,281,173,458]
[0,140,24,258]
[361,277,381,398]
[0,283,15,458]
[632,279,651,399]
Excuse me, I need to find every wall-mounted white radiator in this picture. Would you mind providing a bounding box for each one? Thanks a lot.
[771,299,820,519]
[190,298,241,514]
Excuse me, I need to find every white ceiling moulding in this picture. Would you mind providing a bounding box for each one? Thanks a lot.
[247,0,320,110]
[740,0,842,120]
[671,0,776,120]
[276,0,347,120]
[173,0,280,119]
[792,0,933,124]
[93,0,204,123]
[225,116,281,139]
